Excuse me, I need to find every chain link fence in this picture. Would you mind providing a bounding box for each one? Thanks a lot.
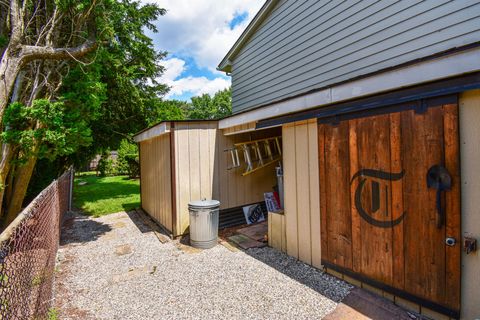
[0,169,73,319]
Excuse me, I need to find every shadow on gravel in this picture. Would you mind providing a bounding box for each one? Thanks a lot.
[60,212,112,245]
[126,210,153,233]
[126,210,172,244]
[244,248,351,303]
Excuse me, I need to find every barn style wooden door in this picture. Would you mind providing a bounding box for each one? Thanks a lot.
[318,103,461,316]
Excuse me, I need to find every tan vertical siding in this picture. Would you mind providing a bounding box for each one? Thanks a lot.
[173,122,220,235]
[283,123,298,258]
[459,89,480,320]
[268,212,286,253]
[282,119,321,268]
[139,133,172,233]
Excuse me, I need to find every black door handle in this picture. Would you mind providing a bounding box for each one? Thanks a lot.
[427,165,452,228]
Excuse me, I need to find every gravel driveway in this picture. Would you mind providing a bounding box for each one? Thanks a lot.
[54,211,351,319]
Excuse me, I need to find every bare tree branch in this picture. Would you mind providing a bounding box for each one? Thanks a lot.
[20,7,97,64]
[20,38,97,63]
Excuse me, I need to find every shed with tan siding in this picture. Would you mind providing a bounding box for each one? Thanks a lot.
[135,120,280,237]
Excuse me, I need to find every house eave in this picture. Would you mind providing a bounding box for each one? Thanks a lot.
[217,0,279,73]
[219,46,480,129]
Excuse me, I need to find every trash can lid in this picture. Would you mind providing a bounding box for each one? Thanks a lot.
[188,199,220,210]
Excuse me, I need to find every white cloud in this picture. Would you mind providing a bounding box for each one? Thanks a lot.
[161,57,186,83]
[168,76,230,98]
[146,0,265,72]
[143,1,264,99]
[160,57,230,99]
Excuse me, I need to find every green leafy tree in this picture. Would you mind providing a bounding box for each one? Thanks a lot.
[211,87,233,119]
[86,0,169,151]
[2,100,93,161]
[187,87,232,120]
[147,99,187,125]
[0,0,171,224]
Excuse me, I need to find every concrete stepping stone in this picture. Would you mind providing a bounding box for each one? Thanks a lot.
[324,288,418,320]
[228,234,266,249]
[236,221,268,242]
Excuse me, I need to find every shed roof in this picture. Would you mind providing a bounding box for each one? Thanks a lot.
[133,120,219,143]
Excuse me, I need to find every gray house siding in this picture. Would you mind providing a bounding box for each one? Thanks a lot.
[231,0,480,114]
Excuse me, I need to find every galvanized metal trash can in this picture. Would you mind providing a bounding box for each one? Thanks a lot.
[188,200,220,249]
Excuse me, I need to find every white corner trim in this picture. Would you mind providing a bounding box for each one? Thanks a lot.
[219,47,480,129]
[133,122,170,143]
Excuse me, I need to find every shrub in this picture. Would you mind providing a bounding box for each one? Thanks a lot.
[97,151,115,177]
[124,153,140,178]
[117,139,139,178]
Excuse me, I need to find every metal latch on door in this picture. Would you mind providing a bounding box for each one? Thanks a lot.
[426,165,452,229]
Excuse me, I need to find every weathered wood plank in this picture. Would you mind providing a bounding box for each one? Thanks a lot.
[356,114,394,285]
[318,124,328,261]
[443,103,461,310]
[324,121,352,269]
[402,107,446,303]
[349,119,361,273]
[390,112,405,290]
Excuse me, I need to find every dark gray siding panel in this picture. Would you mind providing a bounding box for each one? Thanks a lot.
[231,0,480,114]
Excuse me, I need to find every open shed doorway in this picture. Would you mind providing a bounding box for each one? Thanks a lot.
[137,121,284,240]
[217,125,284,247]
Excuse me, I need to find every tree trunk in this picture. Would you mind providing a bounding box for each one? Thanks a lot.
[4,161,15,210]
[0,50,21,118]
[0,144,14,217]
[0,70,25,217]
[4,151,38,225]
[0,8,7,59]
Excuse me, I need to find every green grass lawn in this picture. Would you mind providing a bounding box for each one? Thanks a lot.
[73,172,140,216]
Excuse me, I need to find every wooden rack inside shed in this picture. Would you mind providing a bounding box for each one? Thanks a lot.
[225,136,282,176]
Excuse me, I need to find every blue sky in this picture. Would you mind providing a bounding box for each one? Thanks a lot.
[230,12,250,29]
[144,0,264,101]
